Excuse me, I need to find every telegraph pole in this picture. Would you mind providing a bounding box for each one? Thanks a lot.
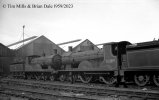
[22,25,25,79]
[22,25,25,59]
[23,25,25,46]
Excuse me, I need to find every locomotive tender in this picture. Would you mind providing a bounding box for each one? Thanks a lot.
[10,40,159,87]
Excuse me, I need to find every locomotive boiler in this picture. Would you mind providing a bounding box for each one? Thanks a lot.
[62,49,103,69]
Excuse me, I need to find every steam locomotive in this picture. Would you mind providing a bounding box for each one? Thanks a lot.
[10,40,159,87]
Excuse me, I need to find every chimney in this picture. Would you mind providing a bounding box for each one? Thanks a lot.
[68,46,73,52]
[53,49,57,54]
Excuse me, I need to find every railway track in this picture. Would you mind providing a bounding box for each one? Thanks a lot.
[0,79,114,100]
[0,86,101,100]
[1,78,159,100]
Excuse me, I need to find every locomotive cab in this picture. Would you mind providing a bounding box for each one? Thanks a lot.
[101,41,131,71]
[101,42,118,70]
[98,41,131,85]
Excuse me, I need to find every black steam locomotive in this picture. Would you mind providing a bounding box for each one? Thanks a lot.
[10,40,159,87]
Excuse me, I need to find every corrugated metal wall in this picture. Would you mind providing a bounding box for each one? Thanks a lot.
[0,44,14,57]
[0,43,14,76]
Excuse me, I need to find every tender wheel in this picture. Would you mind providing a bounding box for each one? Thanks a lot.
[153,74,159,87]
[79,74,92,83]
[49,75,55,81]
[134,74,149,86]
[100,76,116,85]
[59,74,66,82]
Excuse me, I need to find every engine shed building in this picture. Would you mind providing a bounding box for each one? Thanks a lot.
[0,43,15,76]
[72,39,100,52]
[15,35,65,57]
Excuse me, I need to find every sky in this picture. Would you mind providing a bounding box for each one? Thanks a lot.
[0,0,159,50]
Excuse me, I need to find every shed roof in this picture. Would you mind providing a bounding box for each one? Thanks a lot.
[15,35,65,52]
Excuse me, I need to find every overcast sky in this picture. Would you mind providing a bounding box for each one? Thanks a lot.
[1,0,159,50]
